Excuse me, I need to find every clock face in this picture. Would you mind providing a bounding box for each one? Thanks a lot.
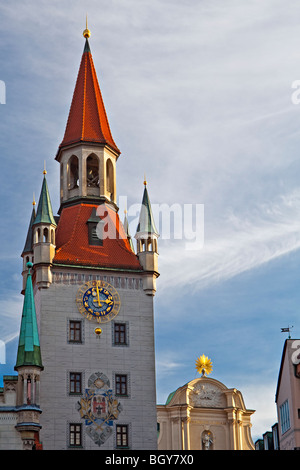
[76,280,121,323]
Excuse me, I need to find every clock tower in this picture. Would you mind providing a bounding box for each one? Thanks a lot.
[20,26,159,450]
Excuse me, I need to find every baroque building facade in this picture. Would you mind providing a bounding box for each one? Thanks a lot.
[157,375,255,450]
[0,26,159,450]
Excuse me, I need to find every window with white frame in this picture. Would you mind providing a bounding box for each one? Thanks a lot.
[280,400,291,434]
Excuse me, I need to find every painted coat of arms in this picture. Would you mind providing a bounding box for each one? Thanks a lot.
[76,372,122,446]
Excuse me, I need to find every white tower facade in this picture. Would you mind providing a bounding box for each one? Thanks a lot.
[18,28,159,450]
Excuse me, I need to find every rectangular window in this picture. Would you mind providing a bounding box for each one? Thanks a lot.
[280,400,291,434]
[116,424,129,448]
[69,423,82,447]
[69,320,82,342]
[70,372,82,394]
[115,374,128,396]
[114,323,127,345]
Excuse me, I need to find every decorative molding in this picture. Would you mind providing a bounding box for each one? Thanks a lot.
[190,382,226,408]
[53,271,143,290]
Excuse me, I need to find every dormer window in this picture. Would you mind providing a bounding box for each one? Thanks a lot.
[87,207,103,246]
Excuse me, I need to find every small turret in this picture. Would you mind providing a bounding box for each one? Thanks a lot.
[135,179,159,295]
[15,262,43,450]
[32,170,57,288]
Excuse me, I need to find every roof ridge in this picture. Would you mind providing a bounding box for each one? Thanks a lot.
[81,50,87,142]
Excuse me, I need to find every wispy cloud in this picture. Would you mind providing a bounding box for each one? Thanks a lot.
[242,382,278,441]
[0,295,22,343]
[158,188,300,293]
[1,0,300,443]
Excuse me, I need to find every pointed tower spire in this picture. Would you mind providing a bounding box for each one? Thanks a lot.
[56,22,120,158]
[15,262,43,449]
[15,263,43,369]
[136,179,159,237]
[21,198,37,293]
[22,200,36,254]
[33,172,56,227]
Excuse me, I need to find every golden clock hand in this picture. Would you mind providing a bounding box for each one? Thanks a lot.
[96,286,102,307]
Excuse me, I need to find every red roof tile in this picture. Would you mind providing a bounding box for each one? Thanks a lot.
[53,203,142,270]
[58,39,120,155]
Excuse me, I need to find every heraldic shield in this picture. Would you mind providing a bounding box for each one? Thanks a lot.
[76,372,123,446]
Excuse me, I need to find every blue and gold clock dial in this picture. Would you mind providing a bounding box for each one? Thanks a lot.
[76,280,121,323]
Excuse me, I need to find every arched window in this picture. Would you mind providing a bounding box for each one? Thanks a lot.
[106,159,114,200]
[60,163,64,199]
[68,155,79,190]
[43,228,49,243]
[87,154,99,188]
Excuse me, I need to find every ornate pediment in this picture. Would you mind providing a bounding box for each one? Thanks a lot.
[189,381,226,408]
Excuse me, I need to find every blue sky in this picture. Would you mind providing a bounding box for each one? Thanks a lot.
[1,0,300,443]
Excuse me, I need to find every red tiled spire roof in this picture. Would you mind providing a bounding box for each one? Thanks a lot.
[58,39,120,155]
[53,203,142,271]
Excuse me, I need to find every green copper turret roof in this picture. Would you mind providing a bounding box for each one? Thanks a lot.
[22,206,36,254]
[33,175,56,226]
[15,263,43,369]
[136,184,159,236]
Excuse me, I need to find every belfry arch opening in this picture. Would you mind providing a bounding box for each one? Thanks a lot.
[43,228,49,243]
[86,154,100,188]
[106,158,114,201]
[68,155,79,190]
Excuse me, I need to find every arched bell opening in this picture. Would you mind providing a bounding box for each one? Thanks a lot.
[106,158,115,201]
[68,155,79,191]
[86,154,100,188]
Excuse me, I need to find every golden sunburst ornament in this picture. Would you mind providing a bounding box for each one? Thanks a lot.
[195,355,213,376]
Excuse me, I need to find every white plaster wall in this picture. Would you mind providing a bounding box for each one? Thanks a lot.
[37,270,157,450]
[0,414,22,450]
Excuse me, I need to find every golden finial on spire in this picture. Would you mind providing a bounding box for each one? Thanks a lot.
[83,14,91,38]
[32,192,36,206]
[43,160,47,175]
[195,355,213,377]
[144,173,147,186]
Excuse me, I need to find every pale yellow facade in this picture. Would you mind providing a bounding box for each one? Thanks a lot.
[157,376,255,450]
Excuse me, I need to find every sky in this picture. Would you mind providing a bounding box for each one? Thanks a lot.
[1,0,300,443]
